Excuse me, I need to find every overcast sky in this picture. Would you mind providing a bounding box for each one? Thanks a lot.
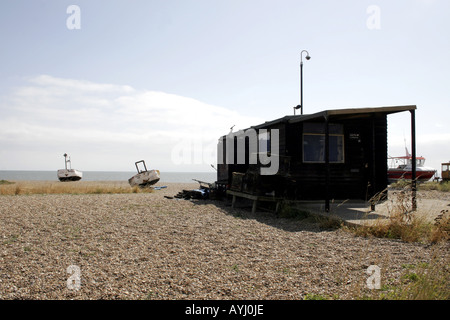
[0,0,449,173]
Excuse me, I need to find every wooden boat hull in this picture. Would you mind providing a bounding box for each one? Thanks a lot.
[128,170,160,187]
[57,169,83,182]
[387,168,436,183]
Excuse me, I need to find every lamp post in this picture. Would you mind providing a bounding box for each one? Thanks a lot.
[298,50,311,115]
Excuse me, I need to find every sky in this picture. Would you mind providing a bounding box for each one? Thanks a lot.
[0,0,449,174]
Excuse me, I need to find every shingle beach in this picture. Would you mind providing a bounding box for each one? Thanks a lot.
[0,181,448,299]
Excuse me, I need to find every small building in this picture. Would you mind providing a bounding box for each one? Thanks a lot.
[217,105,418,211]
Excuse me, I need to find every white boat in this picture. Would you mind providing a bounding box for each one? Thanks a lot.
[57,153,82,182]
[388,148,436,183]
[128,160,160,187]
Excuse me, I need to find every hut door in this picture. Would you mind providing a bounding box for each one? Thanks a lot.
[347,127,369,199]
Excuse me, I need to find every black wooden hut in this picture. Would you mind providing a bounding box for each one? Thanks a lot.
[217,105,417,210]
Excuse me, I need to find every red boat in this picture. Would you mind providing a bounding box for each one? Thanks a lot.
[388,149,436,183]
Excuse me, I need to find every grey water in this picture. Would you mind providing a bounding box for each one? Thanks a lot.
[0,170,217,183]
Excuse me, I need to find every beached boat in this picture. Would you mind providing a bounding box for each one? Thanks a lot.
[388,149,436,183]
[57,153,82,182]
[128,160,160,187]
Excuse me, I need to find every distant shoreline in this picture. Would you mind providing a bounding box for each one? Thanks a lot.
[0,170,216,183]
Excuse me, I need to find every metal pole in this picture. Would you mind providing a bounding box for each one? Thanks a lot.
[411,109,417,211]
[300,61,303,115]
[325,116,330,212]
[299,50,310,115]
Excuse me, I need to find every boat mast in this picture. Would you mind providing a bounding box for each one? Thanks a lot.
[63,153,71,170]
[63,153,67,170]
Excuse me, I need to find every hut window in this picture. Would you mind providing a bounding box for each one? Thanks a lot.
[303,123,344,163]
[258,130,270,153]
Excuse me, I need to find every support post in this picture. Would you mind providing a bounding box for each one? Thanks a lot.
[411,109,417,211]
[372,115,377,198]
[325,117,330,212]
[252,200,257,214]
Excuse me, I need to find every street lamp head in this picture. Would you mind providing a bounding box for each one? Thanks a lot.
[300,50,311,63]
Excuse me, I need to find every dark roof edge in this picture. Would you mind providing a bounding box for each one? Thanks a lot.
[231,105,417,133]
[326,105,416,116]
[250,115,293,130]
[288,105,417,124]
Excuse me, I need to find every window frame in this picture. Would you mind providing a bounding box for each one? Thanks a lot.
[302,123,345,164]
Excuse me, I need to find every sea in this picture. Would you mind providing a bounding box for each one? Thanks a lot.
[0,170,217,184]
